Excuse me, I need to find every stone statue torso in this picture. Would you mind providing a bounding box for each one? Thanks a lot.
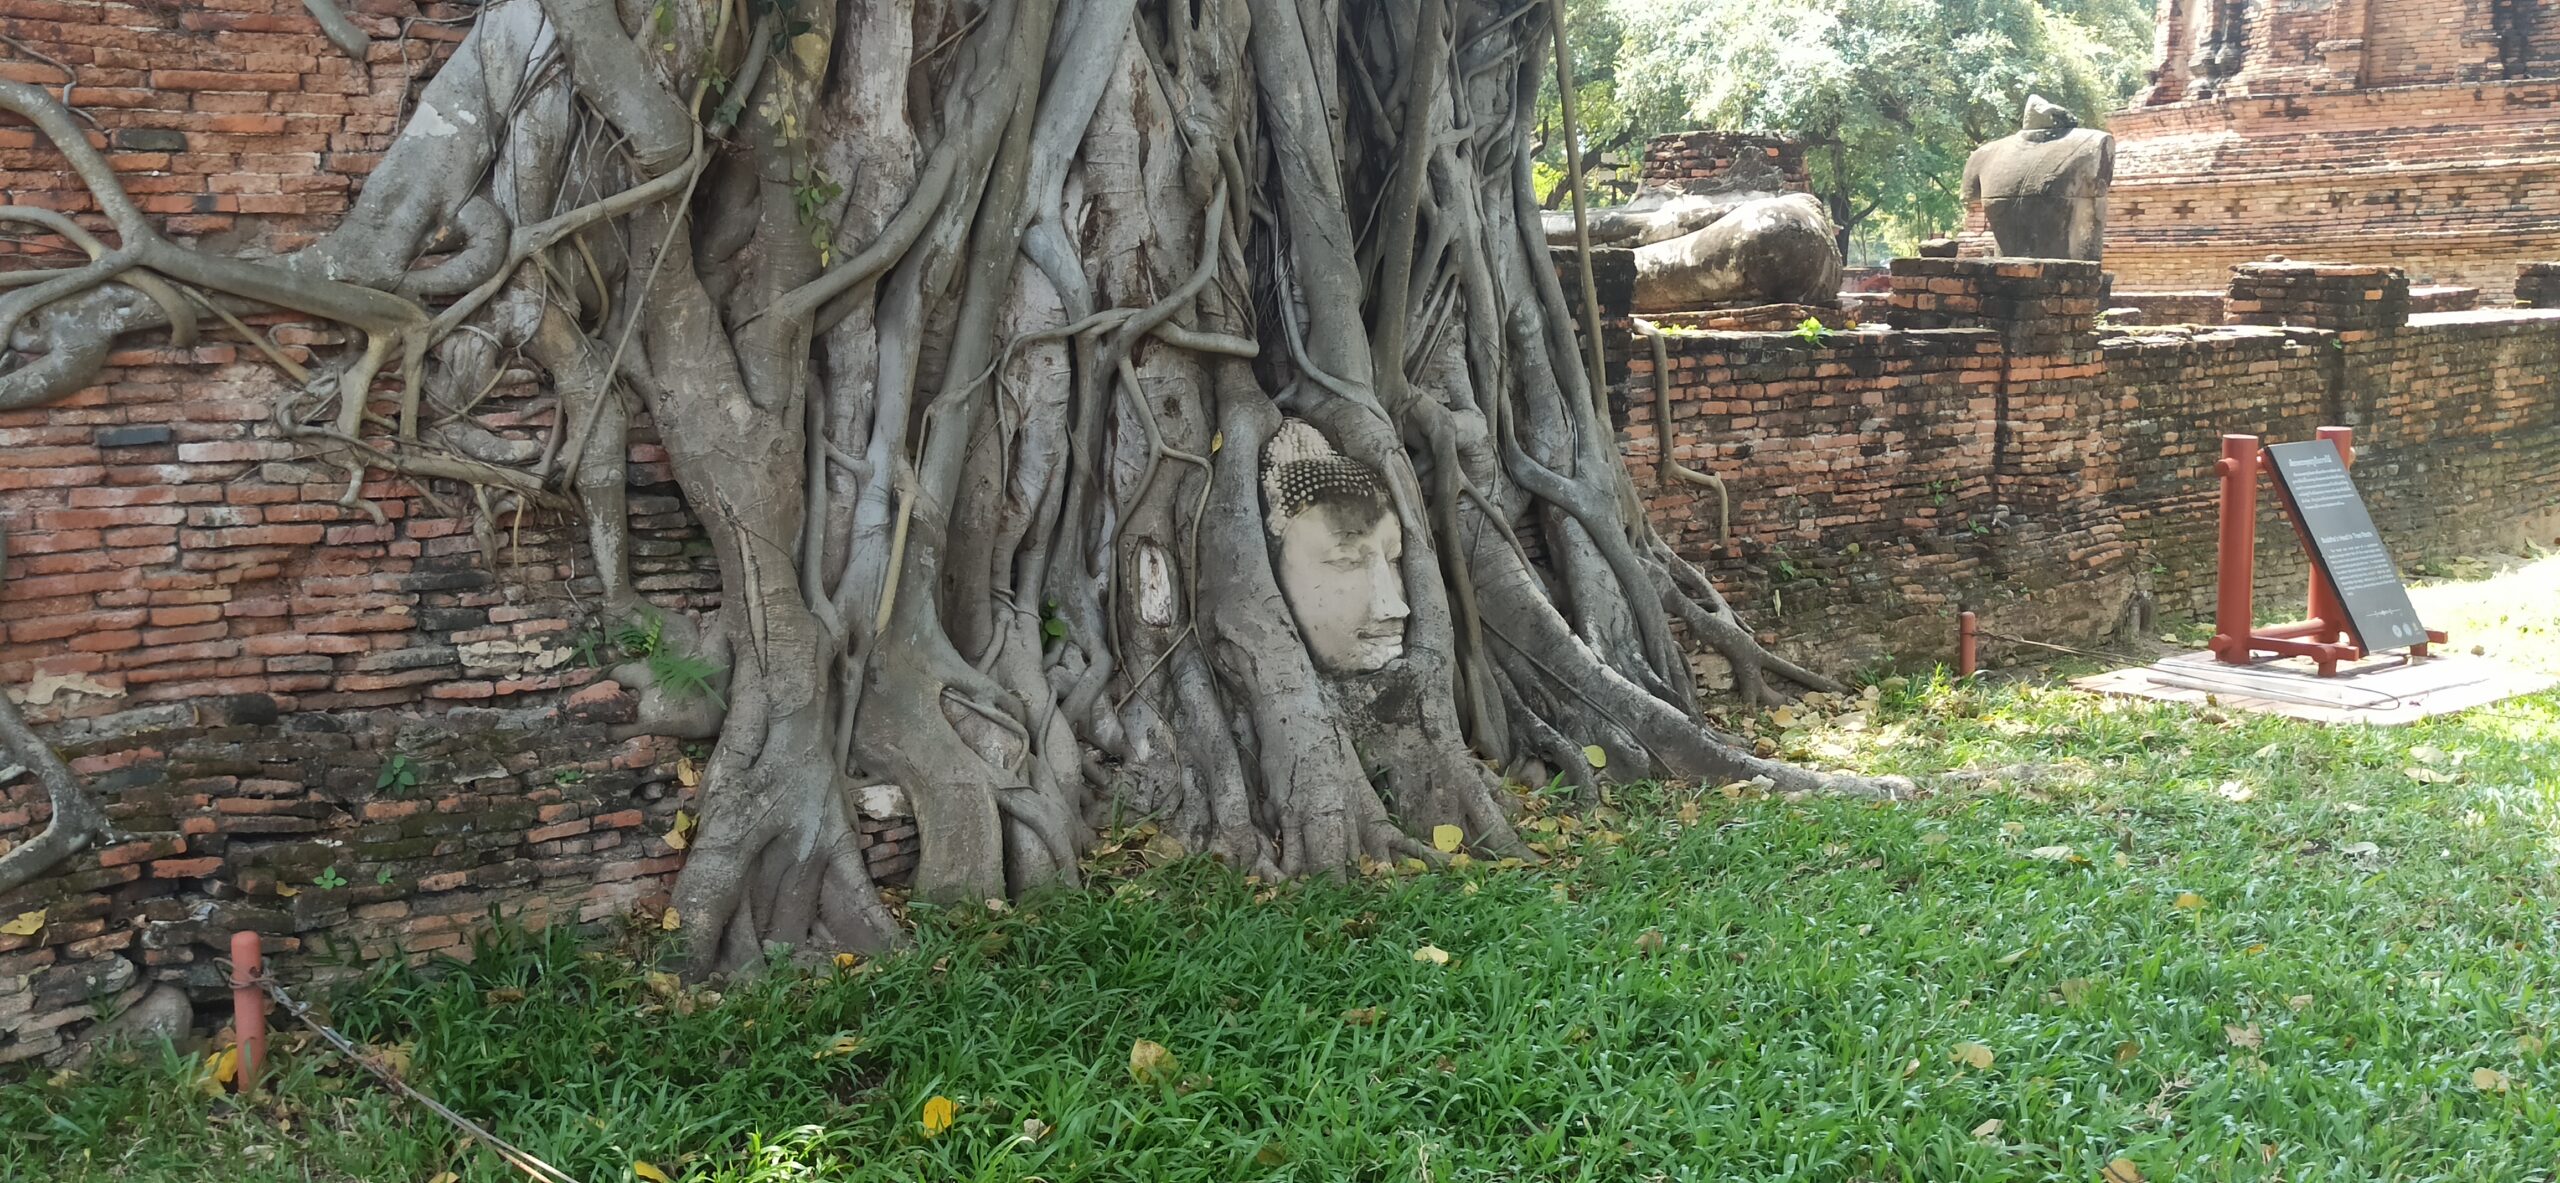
[1964,127,2114,201]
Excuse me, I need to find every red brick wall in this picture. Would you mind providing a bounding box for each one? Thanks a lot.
[2099,0,2560,300]
[1637,131,1809,194]
[2097,80,2560,301]
[0,0,916,1064]
[2146,0,2517,101]
[1616,259,2560,675]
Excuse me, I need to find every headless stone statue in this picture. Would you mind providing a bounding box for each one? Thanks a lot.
[1961,96,2115,262]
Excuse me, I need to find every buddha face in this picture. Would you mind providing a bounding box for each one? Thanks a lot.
[1274,500,1410,674]
[1263,421,1411,674]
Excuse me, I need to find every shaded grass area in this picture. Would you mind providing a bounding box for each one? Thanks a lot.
[9,572,2559,1181]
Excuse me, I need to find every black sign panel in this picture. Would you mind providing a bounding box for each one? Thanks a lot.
[2262,440,2430,653]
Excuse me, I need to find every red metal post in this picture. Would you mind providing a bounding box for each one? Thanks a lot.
[2211,434,2261,665]
[1958,611,1978,677]
[2307,426,2353,646]
[230,930,265,1095]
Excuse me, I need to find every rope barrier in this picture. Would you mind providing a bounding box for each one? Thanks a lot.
[219,958,591,1183]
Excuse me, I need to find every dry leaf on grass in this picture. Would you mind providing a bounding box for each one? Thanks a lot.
[1129,1039,1179,1086]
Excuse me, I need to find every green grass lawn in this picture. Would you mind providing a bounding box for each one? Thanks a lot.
[8,558,2558,1182]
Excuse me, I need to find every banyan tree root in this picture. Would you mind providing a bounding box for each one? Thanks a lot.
[0,0,1877,971]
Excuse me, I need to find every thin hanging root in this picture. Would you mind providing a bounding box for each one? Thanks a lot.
[190,290,311,384]
[1632,316,1729,541]
[301,0,371,66]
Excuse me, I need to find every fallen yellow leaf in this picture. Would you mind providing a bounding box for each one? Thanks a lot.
[1431,824,1462,854]
[1129,1039,1179,1086]
[206,1046,240,1088]
[2115,1040,2141,1064]
[676,757,701,788]
[834,952,859,971]
[1971,1118,2003,1139]
[2404,766,2456,784]
[813,1033,862,1060]
[0,910,44,937]
[1950,1041,1995,1070]
[660,907,681,932]
[2173,891,2205,910]
[2473,1067,2511,1093]
[1413,944,1452,965]
[428,1173,460,1183]
[664,810,696,851]
[1582,745,1607,770]
[2225,1024,2262,1049]
[2102,1157,2144,1183]
[921,1094,957,1135]
[632,1162,673,1183]
[2027,845,2074,861]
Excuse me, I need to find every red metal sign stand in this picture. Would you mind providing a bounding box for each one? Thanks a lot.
[2208,426,2444,677]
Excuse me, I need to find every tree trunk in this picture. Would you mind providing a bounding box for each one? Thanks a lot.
[0,0,1876,970]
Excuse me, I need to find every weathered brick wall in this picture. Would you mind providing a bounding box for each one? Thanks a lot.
[2144,0,2528,102]
[2520,261,2560,307]
[1637,131,1808,195]
[1618,259,2560,673]
[2099,40,2560,300]
[0,0,917,1064]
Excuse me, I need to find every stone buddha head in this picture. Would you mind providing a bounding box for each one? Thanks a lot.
[1262,421,1410,673]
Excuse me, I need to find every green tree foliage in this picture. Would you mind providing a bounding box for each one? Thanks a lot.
[1538,0,2153,257]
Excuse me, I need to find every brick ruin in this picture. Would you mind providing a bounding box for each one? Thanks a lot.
[2098,0,2560,301]
[1614,258,2560,680]
[2,4,2559,1063]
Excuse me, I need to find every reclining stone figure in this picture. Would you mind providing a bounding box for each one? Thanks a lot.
[1542,155,1844,310]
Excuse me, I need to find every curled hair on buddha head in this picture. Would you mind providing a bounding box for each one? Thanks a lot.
[1262,420,1391,538]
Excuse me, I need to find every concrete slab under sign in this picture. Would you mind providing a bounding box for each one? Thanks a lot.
[2072,651,2556,725]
